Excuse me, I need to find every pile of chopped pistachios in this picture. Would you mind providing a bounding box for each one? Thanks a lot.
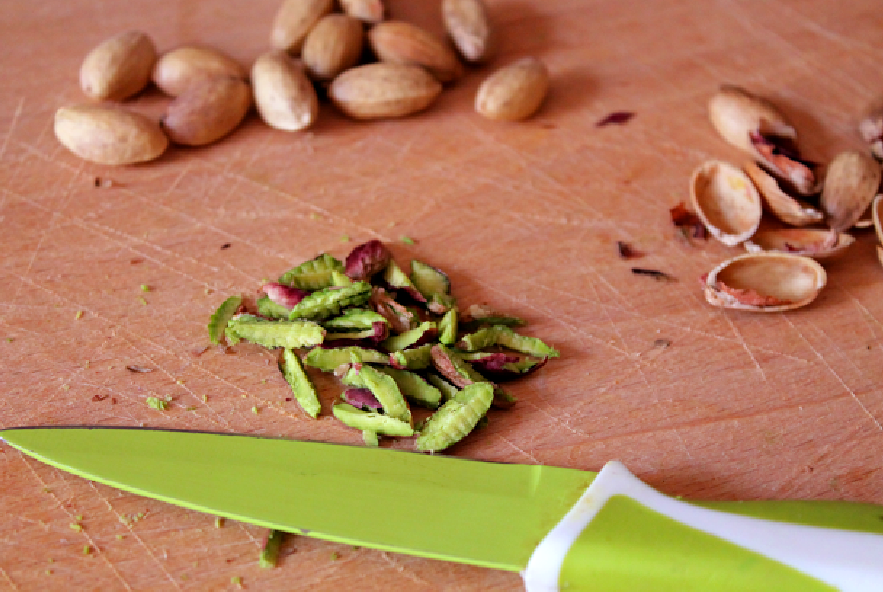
[208,240,558,452]
[679,85,883,312]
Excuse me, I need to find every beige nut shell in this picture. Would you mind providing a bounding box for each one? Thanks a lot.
[152,46,246,97]
[743,162,823,227]
[252,51,318,132]
[302,14,364,81]
[690,160,762,246]
[161,77,252,146]
[271,0,334,54]
[339,0,384,23]
[475,57,549,121]
[54,104,168,165]
[368,21,464,83]
[820,150,882,233]
[80,31,157,101]
[442,0,493,63]
[703,252,826,313]
[744,229,854,259]
[329,63,442,120]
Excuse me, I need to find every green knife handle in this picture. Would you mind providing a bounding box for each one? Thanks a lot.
[522,461,883,591]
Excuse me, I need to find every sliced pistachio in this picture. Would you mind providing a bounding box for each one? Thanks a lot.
[425,373,461,402]
[287,282,372,320]
[702,253,826,313]
[744,229,853,259]
[415,382,493,452]
[304,346,388,371]
[689,160,762,246]
[257,295,293,319]
[208,295,242,345]
[281,348,321,418]
[743,162,823,227]
[388,343,434,370]
[457,325,559,357]
[438,308,458,345]
[820,151,881,233]
[708,85,814,195]
[351,364,410,424]
[279,253,345,289]
[381,321,437,352]
[323,308,388,330]
[430,344,515,408]
[332,403,414,437]
[377,367,441,408]
[225,315,325,348]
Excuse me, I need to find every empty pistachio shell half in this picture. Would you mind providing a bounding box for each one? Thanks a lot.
[743,162,823,227]
[708,85,814,195]
[873,193,883,245]
[690,160,762,246]
[703,252,826,312]
[744,229,854,259]
[859,103,883,160]
[820,150,881,233]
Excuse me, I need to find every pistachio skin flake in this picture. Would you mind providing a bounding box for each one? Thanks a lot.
[416,382,493,452]
[279,253,345,289]
[287,282,372,320]
[332,403,415,437]
[380,321,438,352]
[431,344,516,408]
[208,295,243,344]
[457,325,559,358]
[281,348,321,418]
[261,282,308,308]
[225,315,326,349]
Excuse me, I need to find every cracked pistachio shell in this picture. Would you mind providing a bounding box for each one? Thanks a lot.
[703,252,826,313]
[152,46,246,97]
[689,160,762,246]
[708,85,796,155]
[743,162,823,227]
[54,104,168,165]
[744,229,854,259]
[252,51,318,131]
[820,150,882,233]
[874,194,883,245]
[80,30,157,101]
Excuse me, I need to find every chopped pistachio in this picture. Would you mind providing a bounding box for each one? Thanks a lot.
[146,397,169,411]
[231,576,243,588]
[226,315,326,348]
[281,349,321,418]
[70,523,83,532]
[278,253,344,290]
[138,297,147,305]
[310,212,320,220]
[400,236,415,245]
[75,310,84,320]
[83,545,92,555]
[140,284,150,292]
[333,403,414,437]
[362,430,380,446]
[116,534,125,540]
[208,295,243,344]
[416,383,493,452]
[287,282,372,321]
[340,234,350,243]
[251,406,260,414]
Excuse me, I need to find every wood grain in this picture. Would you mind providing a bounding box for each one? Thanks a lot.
[1,0,883,589]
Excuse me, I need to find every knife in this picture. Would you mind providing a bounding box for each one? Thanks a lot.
[2,427,882,591]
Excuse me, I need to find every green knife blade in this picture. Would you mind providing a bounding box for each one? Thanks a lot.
[0,427,593,572]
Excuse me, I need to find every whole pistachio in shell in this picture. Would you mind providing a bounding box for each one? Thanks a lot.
[689,160,762,246]
[703,252,826,312]
[744,229,854,259]
[743,162,823,227]
[820,150,882,233]
[708,85,815,195]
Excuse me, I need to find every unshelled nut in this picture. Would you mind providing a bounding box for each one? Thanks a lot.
[442,0,493,63]
[329,63,442,120]
[339,0,384,24]
[152,46,246,97]
[252,51,318,131]
[301,14,364,81]
[475,57,549,121]
[368,21,464,83]
[161,77,252,146]
[271,0,334,54]
[54,104,168,165]
[80,30,157,101]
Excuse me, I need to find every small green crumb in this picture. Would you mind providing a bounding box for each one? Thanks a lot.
[45,570,52,576]
[70,523,83,532]
[215,517,225,528]
[84,361,90,368]
[252,406,260,414]
[75,515,83,521]
[340,234,350,243]
[140,284,150,292]
[400,236,415,245]
[181,574,189,581]
[310,212,320,220]
[146,397,169,411]
[330,551,340,561]
[202,394,209,403]
[185,406,198,411]
[176,380,184,385]
[48,558,54,563]
[116,534,125,540]
[43,487,51,494]
[204,288,212,296]
[5,337,12,343]
[75,310,84,320]
[83,545,92,555]
[61,384,70,391]
[138,297,148,306]
[231,576,243,588]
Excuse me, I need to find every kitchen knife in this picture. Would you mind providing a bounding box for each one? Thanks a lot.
[2,427,883,591]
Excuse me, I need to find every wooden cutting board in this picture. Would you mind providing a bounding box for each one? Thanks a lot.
[2,0,882,589]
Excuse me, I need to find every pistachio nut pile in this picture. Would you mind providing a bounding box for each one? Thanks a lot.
[687,85,883,312]
[208,240,559,452]
[54,0,550,166]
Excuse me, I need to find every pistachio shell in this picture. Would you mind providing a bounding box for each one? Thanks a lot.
[271,0,335,54]
[152,46,245,97]
[339,0,384,23]
[251,51,318,131]
[820,150,881,233]
[442,0,494,63]
[708,85,814,195]
[689,160,762,246]
[703,252,826,312]
[301,14,364,81]
[859,103,883,160]
[80,30,157,101]
[743,162,823,227]
[54,104,168,165]
[161,77,251,146]
[744,229,854,259]
[873,193,883,245]
[368,21,464,83]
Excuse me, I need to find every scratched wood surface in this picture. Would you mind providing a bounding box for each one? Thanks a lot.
[1,0,883,589]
